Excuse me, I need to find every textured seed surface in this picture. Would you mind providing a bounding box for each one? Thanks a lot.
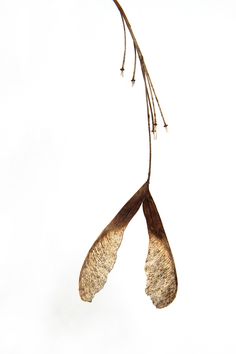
[79,226,125,302]
[79,183,148,302]
[143,191,177,308]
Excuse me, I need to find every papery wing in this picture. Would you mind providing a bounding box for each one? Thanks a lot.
[143,190,177,308]
[79,183,148,302]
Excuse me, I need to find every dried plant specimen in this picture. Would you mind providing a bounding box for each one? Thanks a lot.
[79,1,177,308]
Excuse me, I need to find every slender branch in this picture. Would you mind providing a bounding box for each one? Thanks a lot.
[145,86,152,183]
[146,74,157,134]
[120,14,126,73]
[131,42,137,84]
[141,68,153,182]
[113,0,167,182]
[145,71,168,128]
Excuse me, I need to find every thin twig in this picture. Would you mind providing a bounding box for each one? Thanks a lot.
[139,55,153,182]
[131,42,137,84]
[145,90,152,183]
[113,0,167,182]
[145,71,168,128]
[120,14,126,74]
[146,74,157,134]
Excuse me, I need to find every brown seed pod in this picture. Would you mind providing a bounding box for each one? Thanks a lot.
[79,183,148,302]
[143,190,177,308]
[78,0,178,309]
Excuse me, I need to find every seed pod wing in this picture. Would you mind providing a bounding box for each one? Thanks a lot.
[79,183,148,302]
[143,190,177,308]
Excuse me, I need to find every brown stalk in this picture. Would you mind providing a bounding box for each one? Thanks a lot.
[131,42,137,84]
[113,0,168,182]
[120,13,126,74]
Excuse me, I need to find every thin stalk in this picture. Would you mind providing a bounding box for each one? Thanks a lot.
[120,14,126,73]
[113,0,167,182]
[145,89,152,183]
[142,70,154,182]
[145,71,168,128]
[131,42,137,84]
[146,74,157,134]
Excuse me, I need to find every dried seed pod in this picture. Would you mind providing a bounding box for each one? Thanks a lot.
[143,190,177,308]
[79,183,148,302]
[78,0,178,309]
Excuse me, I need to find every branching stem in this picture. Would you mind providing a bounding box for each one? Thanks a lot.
[113,0,167,182]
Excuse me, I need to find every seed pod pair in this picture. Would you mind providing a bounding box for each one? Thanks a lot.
[79,1,178,309]
[79,183,177,308]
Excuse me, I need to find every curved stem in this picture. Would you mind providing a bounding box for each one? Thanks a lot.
[113,0,167,182]
[120,14,126,73]
[142,70,153,183]
[146,89,152,183]
[131,42,137,83]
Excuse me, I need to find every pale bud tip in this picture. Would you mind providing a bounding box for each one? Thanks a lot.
[120,67,125,76]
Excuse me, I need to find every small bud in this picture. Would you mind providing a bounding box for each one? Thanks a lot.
[152,124,157,140]
[120,67,125,76]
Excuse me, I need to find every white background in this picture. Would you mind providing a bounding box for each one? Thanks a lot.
[0,0,236,353]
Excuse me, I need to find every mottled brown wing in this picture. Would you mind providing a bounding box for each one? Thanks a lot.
[143,190,177,308]
[79,183,148,302]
